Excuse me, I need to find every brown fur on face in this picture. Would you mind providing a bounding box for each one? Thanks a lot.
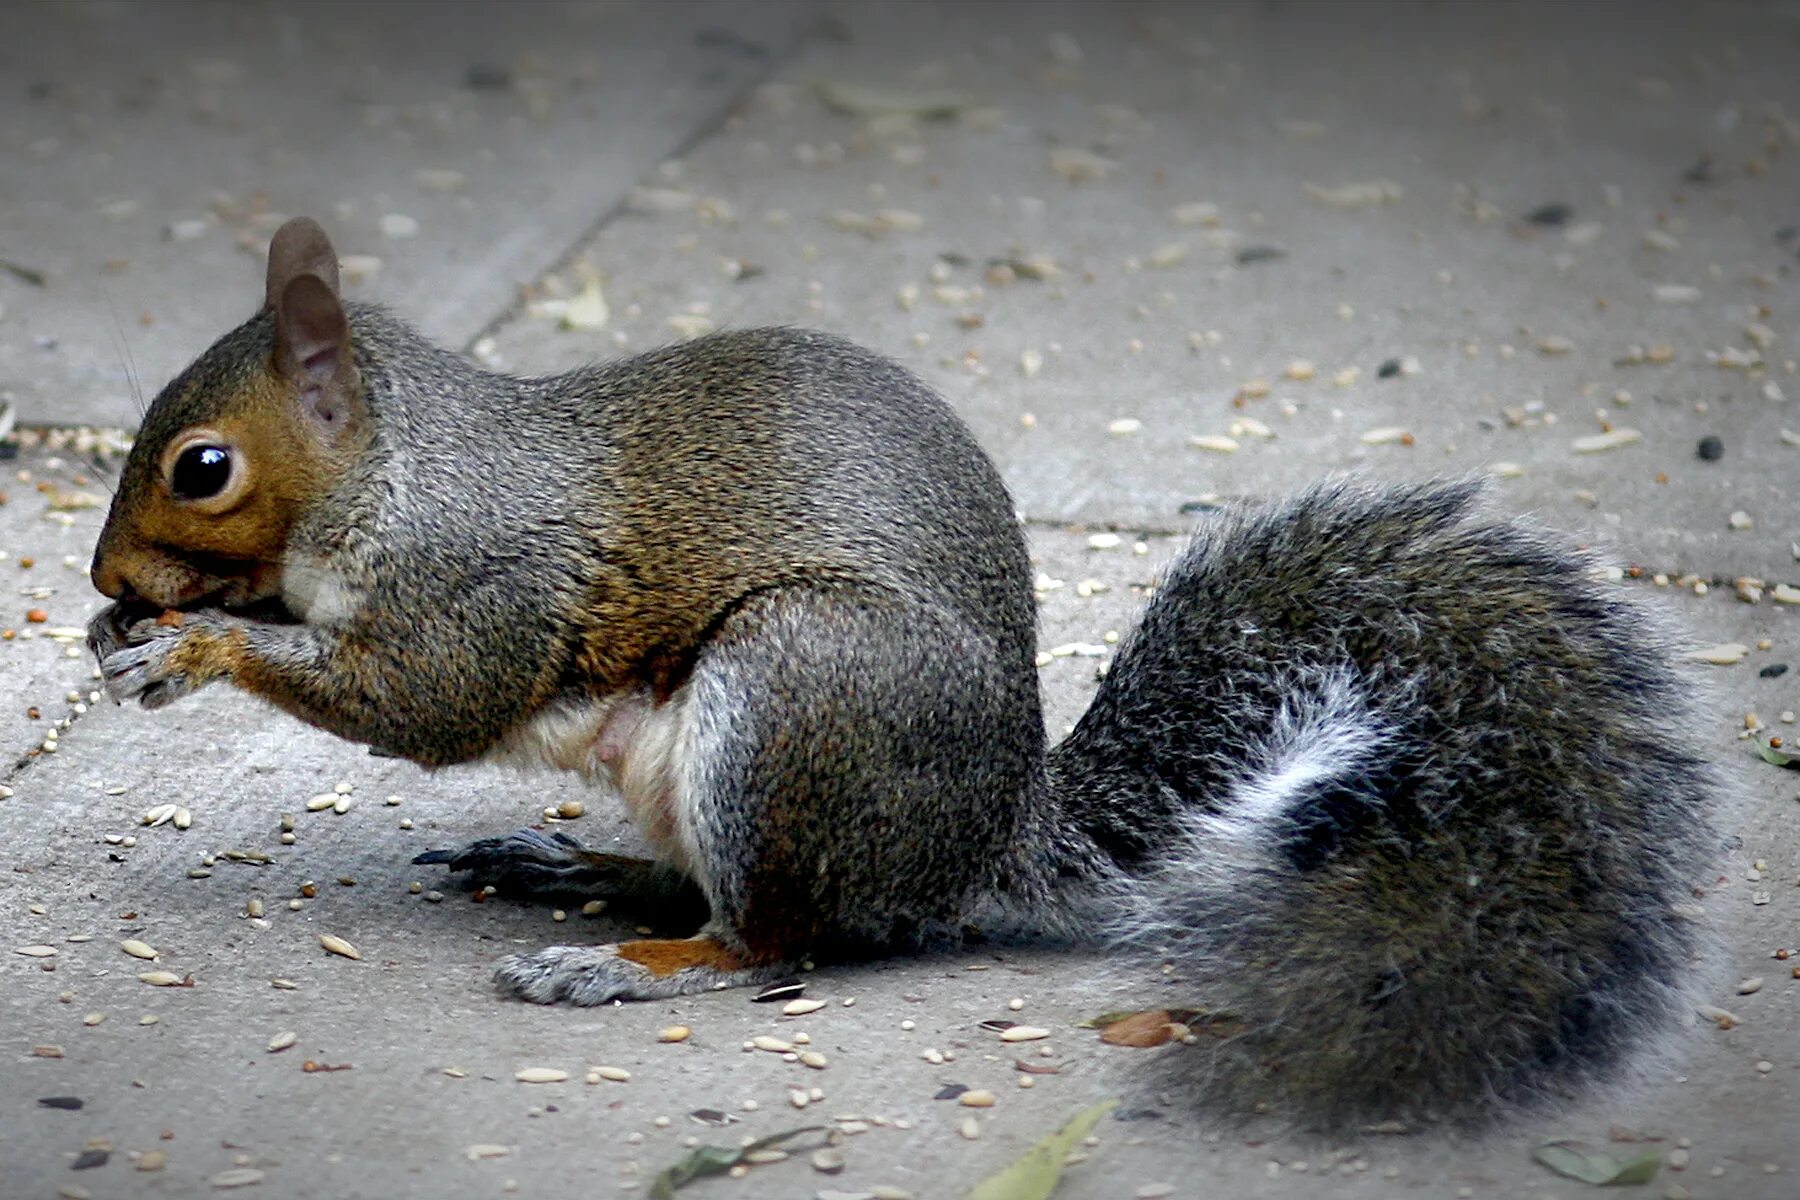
[92,365,358,610]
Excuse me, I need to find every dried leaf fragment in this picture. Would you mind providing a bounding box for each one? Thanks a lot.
[1531,1140,1660,1186]
[816,81,973,119]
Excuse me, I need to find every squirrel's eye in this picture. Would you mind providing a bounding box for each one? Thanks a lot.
[169,444,233,500]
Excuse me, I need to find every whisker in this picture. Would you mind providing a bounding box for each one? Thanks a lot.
[101,288,146,420]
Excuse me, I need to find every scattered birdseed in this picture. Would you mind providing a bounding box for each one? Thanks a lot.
[1572,429,1642,453]
[1738,977,1764,995]
[318,935,361,961]
[515,1068,568,1084]
[998,1026,1051,1043]
[1686,644,1749,665]
[1086,533,1122,550]
[659,1026,691,1043]
[800,1051,828,1069]
[465,1144,511,1161]
[1729,511,1754,531]
[752,1036,793,1053]
[958,1090,997,1108]
[1304,180,1403,208]
[138,971,185,987]
[959,1116,981,1140]
[16,944,56,957]
[120,940,157,960]
[592,1066,630,1082]
[141,804,177,826]
[267,1032,297,1053]
[1653,284,1700,303]
[812,1149,846,1174]
[1187,435,1239,453]
[783,998,826,1016]
[304,794,337,812]
[209,1168,264,1189]
[1697,1004,1740,1029]
[1107,418,1142,436]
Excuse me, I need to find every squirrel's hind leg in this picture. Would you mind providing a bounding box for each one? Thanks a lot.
[495,585,1035,1005]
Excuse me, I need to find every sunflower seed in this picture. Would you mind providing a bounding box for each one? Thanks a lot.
[120,939,157,960]
[753,979,807,1003]
[15,945,56,957]
[1571,429,1643,453]
[464,1144,510,1161]
[318,935,361,961]
[752,1036,793,1053]
[782,998,827,1016]
[998,1026,1051,1042]
[138,971,185,986]
[267,1031,297,1053]
[209,1168,264,1189]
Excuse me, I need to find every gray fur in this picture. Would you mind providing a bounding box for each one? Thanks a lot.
[1033,479,1721,1131]
[92,297,1721,1133]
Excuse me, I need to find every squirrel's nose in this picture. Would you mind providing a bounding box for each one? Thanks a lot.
[90,547,127,599]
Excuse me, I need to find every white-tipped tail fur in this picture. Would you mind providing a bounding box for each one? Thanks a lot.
[1045,479,1722,1131]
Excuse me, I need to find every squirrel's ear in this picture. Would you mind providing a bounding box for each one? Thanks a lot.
[265,217,341,310]
[274,273,363,434]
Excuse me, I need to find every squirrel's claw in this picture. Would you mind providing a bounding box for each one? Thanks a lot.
[414,827,617,895]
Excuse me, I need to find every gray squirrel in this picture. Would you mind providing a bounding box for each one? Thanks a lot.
[87,217,1719,1131]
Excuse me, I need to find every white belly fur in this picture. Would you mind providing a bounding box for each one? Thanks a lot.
[489,688,706,886]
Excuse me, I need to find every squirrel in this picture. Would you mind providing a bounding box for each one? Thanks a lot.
[87,217,1721,1132]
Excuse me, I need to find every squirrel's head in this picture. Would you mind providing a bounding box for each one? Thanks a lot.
[91,217,369,614]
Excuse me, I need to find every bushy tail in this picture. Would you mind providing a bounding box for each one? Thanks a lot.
[1045,479,1721,1131]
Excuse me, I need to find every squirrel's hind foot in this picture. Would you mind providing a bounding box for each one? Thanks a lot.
[495,933,794,1004]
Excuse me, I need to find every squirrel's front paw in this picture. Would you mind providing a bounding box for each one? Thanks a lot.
[98,610,239,709]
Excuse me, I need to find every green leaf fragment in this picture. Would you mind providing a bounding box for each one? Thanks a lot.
[649,1125,825,1199]
[1532,1140,1661,1186]
[1757,742,1798,768]
[966,1098,1119,1200]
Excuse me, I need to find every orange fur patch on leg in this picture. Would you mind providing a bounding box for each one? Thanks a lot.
[615,935,755,978]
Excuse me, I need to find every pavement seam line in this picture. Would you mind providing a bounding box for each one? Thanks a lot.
[456,12,830,359]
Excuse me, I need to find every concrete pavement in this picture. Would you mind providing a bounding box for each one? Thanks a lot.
[2,2,1796,1198]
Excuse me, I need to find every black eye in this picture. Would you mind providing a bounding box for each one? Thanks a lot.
[170,444,233,500]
